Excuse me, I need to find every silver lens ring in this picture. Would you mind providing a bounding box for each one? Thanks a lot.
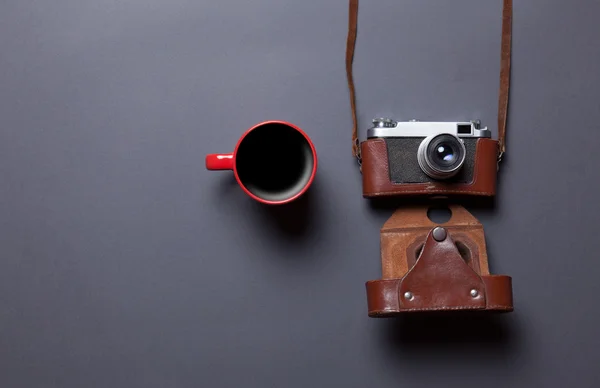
[417,134,466,180]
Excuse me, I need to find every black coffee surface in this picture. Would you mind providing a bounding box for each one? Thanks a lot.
[235,123,314,202]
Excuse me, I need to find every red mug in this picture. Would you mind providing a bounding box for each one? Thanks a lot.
[206,120,317,205]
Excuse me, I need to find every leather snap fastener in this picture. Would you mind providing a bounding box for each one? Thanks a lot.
[432,227,447,241]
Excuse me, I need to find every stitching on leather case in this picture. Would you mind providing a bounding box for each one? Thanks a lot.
[402,306,484,311]
[365,189,495,196]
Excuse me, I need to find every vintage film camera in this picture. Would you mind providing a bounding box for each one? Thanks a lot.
[361,118,499,198]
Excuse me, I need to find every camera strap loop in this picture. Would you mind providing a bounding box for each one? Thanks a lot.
[346,0,512,170]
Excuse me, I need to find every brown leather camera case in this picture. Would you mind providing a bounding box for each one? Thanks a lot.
[366,205,513,316]
[361,138,498,198]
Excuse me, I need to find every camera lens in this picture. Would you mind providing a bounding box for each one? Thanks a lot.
[417,134,466,180]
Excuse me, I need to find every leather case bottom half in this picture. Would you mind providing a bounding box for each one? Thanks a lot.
[366,205,513,316]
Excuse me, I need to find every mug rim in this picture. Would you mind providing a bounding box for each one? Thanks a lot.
[232,120,317,205]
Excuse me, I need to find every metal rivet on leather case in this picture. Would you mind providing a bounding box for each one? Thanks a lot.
[432,227,447,241]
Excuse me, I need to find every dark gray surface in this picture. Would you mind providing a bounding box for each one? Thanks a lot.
[1,1,600,387]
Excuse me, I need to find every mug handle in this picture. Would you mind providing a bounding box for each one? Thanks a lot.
[206,153,234,170]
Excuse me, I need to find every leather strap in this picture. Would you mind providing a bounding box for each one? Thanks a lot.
[347,0,360,165]
[497,0,512,162]
[346,0,512,167]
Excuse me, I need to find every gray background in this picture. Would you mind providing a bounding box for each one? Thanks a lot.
[1,0,599,387]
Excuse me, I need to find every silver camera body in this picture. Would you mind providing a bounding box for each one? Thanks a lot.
[366,118,491,180]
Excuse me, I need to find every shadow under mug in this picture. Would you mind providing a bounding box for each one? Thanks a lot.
[206,120,318,205]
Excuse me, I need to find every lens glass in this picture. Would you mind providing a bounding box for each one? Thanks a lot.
[434,144,456,164]
[426,134,464,171]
